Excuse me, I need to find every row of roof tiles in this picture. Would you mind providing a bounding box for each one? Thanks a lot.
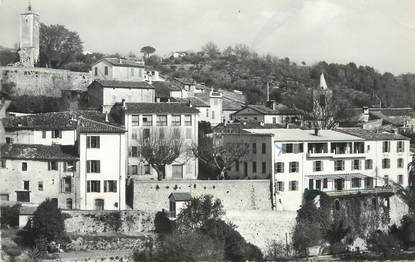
[0,144,78,161]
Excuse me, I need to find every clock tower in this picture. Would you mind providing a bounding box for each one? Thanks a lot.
[19,3,40,67]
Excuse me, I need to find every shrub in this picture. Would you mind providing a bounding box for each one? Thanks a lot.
[0,204,21,228]
[18,199,66,248]
[367,230,401,258]
[154,211,175,236]
[265,240,289,261]
[390,214,415,249]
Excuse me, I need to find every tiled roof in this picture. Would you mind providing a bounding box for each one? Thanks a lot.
[77,117,125,133]
[213,122,286,134]
[92,80,153,89]
[174,78,196,85]
[125,103,199,114]
[336,128,410,141]
[0,144,78,161]
[372,108,415,117]
[172,97,209,107]
[234,104,299,116]
[152,81,181,98]
[169,192,192,201]
[95,57,145,68]
[2,111,122,132]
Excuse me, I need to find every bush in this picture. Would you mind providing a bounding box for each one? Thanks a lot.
[367,230,401,258]
[265,240,290,261]
[0,204,21,228]
[154,211,175,236]
[18,199,66,248]
[390,214,415,249]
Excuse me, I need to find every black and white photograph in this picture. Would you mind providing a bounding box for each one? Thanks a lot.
[0,0,414,261]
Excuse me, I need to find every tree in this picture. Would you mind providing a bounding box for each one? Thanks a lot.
[192,136,249,179]
[139,133,186,180]
[201,41,220,58]
[19,199,66,249]
[140,46,156,59]
[39,23,83,68]
[308,90,337,130]
[0,49,19,66]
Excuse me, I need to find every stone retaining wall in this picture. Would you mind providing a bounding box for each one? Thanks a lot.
[132,179,273,212]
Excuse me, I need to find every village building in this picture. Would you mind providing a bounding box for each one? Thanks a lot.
[86,79,154,113]
[231,102,301,125]
[114,102,199,180]
[91,58,145,82]
[221,127,410,211]
[1,111,127,210]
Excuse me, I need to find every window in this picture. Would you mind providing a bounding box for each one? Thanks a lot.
[252,143,257,154]
[24,180,29,190]
[282,143,303,154]
[172,164,183,179]
[172,115,181,126]
[143,129,150,140]
[212,111,215,120]
[131,68,134,76]
[365,159,373,170]
[131,165,138,175]
[351,177,362,188]
[130,146,138,157]
[252,161,257,173]
[323,178,328,189]
[206,109,209,117]
[397,141,404,152]
[144,164,150,175]
[289,181,298,191]
[273,117,277,124]
[398,175,404,185]
[64,161,76,172]
[352,159,361,170]
[16,191,30,202]
[132,115,139,126]
[276,181,284,191]
[52,130,62,139]
[48,161,58,171]
[87,180,101,192]
[186,128,192,139]
[1,159,6,168]
[5,137,13,144]
[384,175,389,185]
[66,198,73,209]
[382,158,390,169]
[235,161,239,172]
[86,160,101,173]
[38,181,43,191]
[365,177,374,188]
[397,158,404,168]
[334,160,344,171]
[275,162,284,173]
[42,131,46,138]
[22,162,28,171]
[104,66,108,75]
[143,115,153,126]
[87,136,100,148]
[289,162,299,173]
[382,141,390,153]
[104,180,117,192]
[262,143,266,154]
[62,177,72,193]
[309,179,314,190]
[131,130,138,140]
[262,162,266,174]
[184,115,192,126]
[94,67,98,76]
[0,194,9,201]
[156,115,167,126]
[172,128,181,139]
[313,161,323,172]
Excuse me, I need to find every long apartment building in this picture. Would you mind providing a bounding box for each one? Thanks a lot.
[1,111,127,210]
[221,128,411,211]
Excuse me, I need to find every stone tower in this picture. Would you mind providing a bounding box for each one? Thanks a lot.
[19,3,40,67]
[312,73,334,129]
[313,73,332,111]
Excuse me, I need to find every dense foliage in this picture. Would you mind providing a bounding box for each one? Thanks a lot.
[134,195,263,261]
[0,204,21,228]
[154,42,415,111]
[18,199,67,250]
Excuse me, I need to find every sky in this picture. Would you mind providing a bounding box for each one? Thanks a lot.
[0,0,414,75]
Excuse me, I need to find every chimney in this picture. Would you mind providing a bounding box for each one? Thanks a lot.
[314,128,319,136]
[148,75,153,85]
[122,99,126,108]
[266,82,270,102]
[105,112,109,122]
[362,106,369,122]
[188,101,192,108]
[259,121,264,127]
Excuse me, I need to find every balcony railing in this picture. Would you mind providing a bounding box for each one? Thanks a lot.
[325,187,394,197]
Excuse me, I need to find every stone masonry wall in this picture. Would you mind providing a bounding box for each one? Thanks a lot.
[132,179,272,212]
[0,66,91,97]
[64,210,155,234]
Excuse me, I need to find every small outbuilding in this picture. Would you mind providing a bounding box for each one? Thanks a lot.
[168,192,192,219]
[19,205,37,228]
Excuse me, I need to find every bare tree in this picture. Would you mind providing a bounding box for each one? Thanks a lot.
[139,134,185,181]
[192,136,249,179]
[309,92,337,130]
[201,42,220,58]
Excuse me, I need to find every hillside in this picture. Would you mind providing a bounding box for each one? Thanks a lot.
[151,46,415,113]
